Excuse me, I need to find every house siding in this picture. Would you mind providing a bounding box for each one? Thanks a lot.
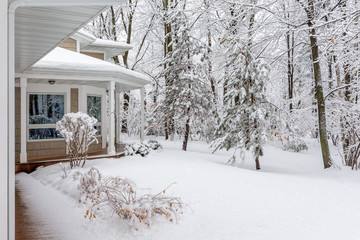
[89,137,102,151]
[71,88,79,112]
[81,51,104,60]
[27,141,66,159]
[59,38,77,52]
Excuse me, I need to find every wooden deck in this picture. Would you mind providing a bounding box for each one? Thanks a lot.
[15,144,126,173]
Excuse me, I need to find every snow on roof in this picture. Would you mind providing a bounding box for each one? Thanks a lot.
[77,29,96,41]
[32,47,150,83]
[91,39,133,50]
[74,29,132,52]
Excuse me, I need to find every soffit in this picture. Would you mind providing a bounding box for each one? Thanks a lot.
[14,5,107,73]
[26,78,140,91]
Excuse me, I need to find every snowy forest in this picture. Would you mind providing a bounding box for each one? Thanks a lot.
[85,0,360,170]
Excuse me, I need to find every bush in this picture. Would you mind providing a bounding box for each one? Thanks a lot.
[56,112,98,168]
[282,140,308,152]
[147,140,163,150]
[125,140,163,157]
[74,168,183,228]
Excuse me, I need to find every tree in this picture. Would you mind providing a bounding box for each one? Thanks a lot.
[155,0,213,150]
[297,0,332,168]
[212,2,269,170]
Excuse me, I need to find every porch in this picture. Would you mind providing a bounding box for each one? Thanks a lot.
[15,143,126,173]
[14,47,150,171]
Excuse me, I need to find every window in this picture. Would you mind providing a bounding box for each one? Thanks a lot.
[87,95,102,135]
[29,128,62,140]
[28,94,65,140]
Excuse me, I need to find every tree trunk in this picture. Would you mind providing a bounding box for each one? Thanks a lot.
[163,0,174,140]
[255,156,261,170]
[183,116,190,151]
[307,0,331,168]
[164,121,169,140]
[207,28,216,100]
[120,1,138,134]
[286,30,294,112]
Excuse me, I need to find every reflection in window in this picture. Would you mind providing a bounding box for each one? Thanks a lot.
[87,96,101,122]
[94,125,102,135]
[28,94,65,140]
[29,94,65,124]
[88,95,102,136]
[29,128,63,140]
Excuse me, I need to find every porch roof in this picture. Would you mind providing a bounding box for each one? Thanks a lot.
[10,0,125,73]
[73,30,133,57]
[16,47,150,91]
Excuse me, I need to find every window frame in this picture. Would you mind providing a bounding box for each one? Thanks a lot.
[27,92,67,142]
[86,94,102,136]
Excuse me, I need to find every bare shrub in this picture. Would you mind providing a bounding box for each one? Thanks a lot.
[74,168,183,227]
[59,162,69,179]
[56,112,98,168]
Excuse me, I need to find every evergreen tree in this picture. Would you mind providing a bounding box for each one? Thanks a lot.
[212,3,268,169]
[155,1,213,150]
[212,45,269,170]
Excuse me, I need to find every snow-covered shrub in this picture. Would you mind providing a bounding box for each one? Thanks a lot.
[282,140,308,152]
[125,140,162,157]
[146,140,163,150]
[75,168,183,228]
[56,112,98,168]
[125,143,151,157]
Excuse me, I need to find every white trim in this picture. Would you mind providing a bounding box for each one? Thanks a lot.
[76,39,80,53]
[20,78,27,163]
[115,92,121,143]
[17,71,148,88]
[9,0,124,9]
[107,81,115,154]
[101,90,107,149]
[7,8,16,240]
[0,1,7,239]
[82,85,107,147]
[26,138,64,143]
[140,87,145,143]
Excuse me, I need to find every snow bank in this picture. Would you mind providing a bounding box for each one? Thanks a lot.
[23,140,360,240]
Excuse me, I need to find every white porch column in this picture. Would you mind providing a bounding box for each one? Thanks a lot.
[115,92,121,144]
[20,78,27,163]
[0,1,8,239]
[107,81,116,154]
[140,87,145,143]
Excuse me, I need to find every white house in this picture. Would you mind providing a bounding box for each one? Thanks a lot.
[15,31,149,166]
[3,1,147,239]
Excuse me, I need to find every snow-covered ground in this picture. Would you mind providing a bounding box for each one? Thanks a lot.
[17,139,360,240]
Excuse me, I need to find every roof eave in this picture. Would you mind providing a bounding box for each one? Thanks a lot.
[21,67,151,86]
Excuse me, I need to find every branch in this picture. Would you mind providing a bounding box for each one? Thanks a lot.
[261,101,295,123]
[324,84,356,100]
